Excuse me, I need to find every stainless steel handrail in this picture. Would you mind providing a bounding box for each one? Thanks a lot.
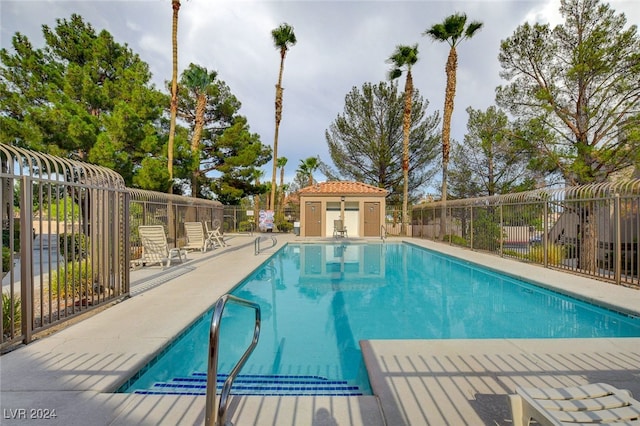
[254,235,277,255]
[205,294,261,426]
[381,225,387,241]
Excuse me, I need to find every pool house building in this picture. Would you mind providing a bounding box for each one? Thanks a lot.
[298,181,388,238]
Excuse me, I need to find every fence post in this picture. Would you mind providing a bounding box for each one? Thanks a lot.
[469,206,474,249]
[544,199,549,267]
[19,176,33,344]
[614,193,621,285]
[447,207,452,244]
[499,204,504,256]
[123,190,131,294]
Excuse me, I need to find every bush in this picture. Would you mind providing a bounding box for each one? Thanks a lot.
[2,291,21,333]
[528,244,565,265]
[277,221,293,233]
[238,220,254,232]
[58,233,90,261]
[445,234,468,246]
[2,220,20,252]
[472,209,502,250]
[50,260,94,298]
[503,249,527,259]
[2,246,11,272]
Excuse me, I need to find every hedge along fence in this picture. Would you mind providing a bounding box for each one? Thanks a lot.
[411,179,640,288]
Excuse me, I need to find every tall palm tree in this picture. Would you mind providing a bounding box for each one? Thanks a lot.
[424,14,482,239]
[388,44,419,236]
[277,156,288,216]
[181,64,217,197]
[269,23,297,212]
[298,156,319,187]
[167,0,182,195]
[253,170,264,229]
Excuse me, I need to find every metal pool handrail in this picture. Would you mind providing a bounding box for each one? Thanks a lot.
[381,225,387,241]
[205,294,261,426]
[254,235,277,255]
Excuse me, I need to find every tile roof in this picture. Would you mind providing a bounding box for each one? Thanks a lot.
[299,181,388,196]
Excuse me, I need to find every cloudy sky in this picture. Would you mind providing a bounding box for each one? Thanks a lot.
[1,0,639,191]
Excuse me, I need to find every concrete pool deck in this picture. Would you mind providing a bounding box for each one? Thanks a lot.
[1,235,639,425]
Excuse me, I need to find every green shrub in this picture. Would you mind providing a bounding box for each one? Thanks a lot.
[2,220,20,252]
[50,260,94,298]
[238,220,254,232]
[471,209,502,250]
[2,246,11,272]
[528,244,565,265]
[446,234,468,246]
[2,291,21,333]
[41,198,82,221]
[58,233,90,261]
[277,221,293,233]
[503,249,527,259]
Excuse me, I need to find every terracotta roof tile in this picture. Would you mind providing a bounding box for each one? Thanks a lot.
[299,181,387,195]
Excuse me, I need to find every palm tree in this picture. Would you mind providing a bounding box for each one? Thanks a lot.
[269,23,297,212]
[167,0,182,195]
[298,156,319,187]
[180,64,217,197]
[388,44,419,236]
[253,170,264,229]
[424,14,483,239]
[277,156,288,216]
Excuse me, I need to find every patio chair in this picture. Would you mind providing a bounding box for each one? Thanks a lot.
[333,220,348,238]
[137,225,186,268]
[509,382,640,426]
[183,221,211,252]
[205,222,228,248]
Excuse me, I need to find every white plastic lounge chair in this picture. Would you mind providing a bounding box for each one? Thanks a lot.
[510,382,640,426]
[183,222,211,252]
[205,222,228,248]
[138,225,186,268]
[333,220,348,238]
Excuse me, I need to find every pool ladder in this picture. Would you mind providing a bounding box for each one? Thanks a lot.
[205,294,261,426]
[254,235,277,255]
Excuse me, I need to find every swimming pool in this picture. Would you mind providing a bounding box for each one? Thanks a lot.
[121,242,640,396]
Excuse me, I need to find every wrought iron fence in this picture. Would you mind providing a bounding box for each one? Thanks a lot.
[4,143,638,350]
[128,189,223,263]
[221,205,300,234]
[1,145,130,348]
[1,146,225,350]
[411,180,640,288]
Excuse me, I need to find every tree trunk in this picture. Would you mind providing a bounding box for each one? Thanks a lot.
[166,0,181,242]
[439,47,457,240]
[190,93,206,197]
[440,165,448,239]
[401,71,413,236]
[167,0,181,196]
[270,51,287,211]
[279,166,285,217]
[254,177,261,229]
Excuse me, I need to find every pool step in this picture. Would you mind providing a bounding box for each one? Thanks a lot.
[134,372,363,396]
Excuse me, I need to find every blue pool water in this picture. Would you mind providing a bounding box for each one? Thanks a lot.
[121,242,640,396]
